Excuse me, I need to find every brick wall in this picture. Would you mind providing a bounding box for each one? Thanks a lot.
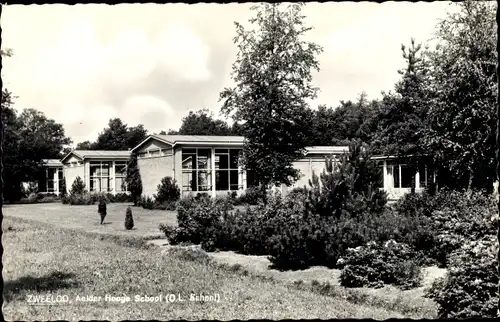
[138,155,174,198]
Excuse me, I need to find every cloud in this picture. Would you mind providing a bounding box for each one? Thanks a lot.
[2,2,457,145]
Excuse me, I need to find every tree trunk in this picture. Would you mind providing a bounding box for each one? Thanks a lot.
[467,167,474,192]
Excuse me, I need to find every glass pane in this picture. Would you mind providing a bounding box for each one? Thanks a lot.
[230,184,240,191]
[47,168,56,179]
[150,150,160,157]
[58,168,64,180]
[47,180,54,192]
[115,164,126,176]
[101,178,109,192]
[215,149,228,154]
[230,170,239,186]
[393,165,400,188]
[401,164,414,188]
[101,162,110,175]
[215,170,229,191]
[229,149,240,169]
[182,153,196,169]
[197,170,212,188]
[116,177,124,192]
[198,185,212,191]
[418,164,427,187]
[216,154,229,169]
[90,164,101,176]
[197,149,211,169]
[90,179,98,192]
[182,171,196,191]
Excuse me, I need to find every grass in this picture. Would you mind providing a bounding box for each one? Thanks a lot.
[3,203,177,239]
[206,250,439,319]
[2,217,410,320]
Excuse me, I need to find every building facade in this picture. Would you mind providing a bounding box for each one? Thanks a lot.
[59,150,131,194]
[37,135,435,200]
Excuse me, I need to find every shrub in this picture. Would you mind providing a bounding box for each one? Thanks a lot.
[69,176,86,195]
[114,192,133,203]
[140,196,155,210]
[59,177,67,198]
[236,186,265,205]
[306,141,387,220]
[339,240,423,290]
[425,235,498,318]
[160,195,230,251]
[63,193,93,205]
[393,189,497,267]
[154,176,181,203]
[125,206,134,230]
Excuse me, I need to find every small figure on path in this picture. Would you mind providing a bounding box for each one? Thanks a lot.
[98,198,107,224]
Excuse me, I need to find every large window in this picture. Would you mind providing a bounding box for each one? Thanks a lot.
[90,162,111,192]
[182,148,212,192]
[46,168,56,192]
[389,162,418,189]
[215,149,242,191]
[115,162,127,192]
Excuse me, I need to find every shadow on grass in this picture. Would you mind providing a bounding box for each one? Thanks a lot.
[4,271,78,302]
[101,222,112,225]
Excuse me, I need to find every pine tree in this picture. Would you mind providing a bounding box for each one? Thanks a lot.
[125,153,143,206]
[125,206,134,230]
[69,176,86,195]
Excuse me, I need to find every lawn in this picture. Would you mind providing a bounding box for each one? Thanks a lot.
[3,217,407,320]
[3,203,176,238]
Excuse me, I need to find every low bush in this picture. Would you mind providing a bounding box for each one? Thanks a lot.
[160,195,230,251]
[125,206,134,230]
[62,193,93,205]
[236,186,265,205]
[339,240,423,290]
[425,235,498,318]
[393,189,497,267]
[114,192,133,203]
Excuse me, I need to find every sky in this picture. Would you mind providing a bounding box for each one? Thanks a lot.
[2,2,458,145]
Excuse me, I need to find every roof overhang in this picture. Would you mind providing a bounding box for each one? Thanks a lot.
[130,135,175,153]
[60,151,83,163]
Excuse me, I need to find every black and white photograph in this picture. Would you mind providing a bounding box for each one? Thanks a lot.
[1,1,498,320]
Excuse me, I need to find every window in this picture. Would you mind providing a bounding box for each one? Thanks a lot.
[137,152,147,158]
[181,148,212,192]
[401,164,415,188]
[115,162,127,192]
[90,161,111,192]
[418,163,427,188]
[393,164,400,188]
[46,168,56,192]
[57,168,64,192]
[215,149,242,191]
[149,149,160,157]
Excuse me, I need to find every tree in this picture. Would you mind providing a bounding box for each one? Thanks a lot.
[76,141,94,150]
[220,3,322,199]
[125,153,143,206]
[423,1,497,191]
[85,118,148,151]
[177,109,233,136]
